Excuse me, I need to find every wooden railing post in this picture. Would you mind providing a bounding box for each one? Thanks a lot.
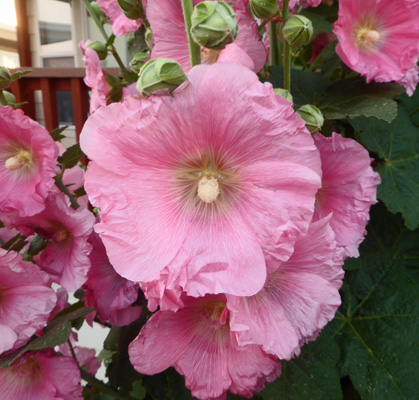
[10,79,36,119]
[40,78,59,132]
[71,78,89,140]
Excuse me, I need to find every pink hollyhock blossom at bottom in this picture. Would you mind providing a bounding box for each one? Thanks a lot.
[0,249,56,355]
[228,216,344,360]
[83,232,142,326]
[79,41,110,114]
[313,132,380,257]
[97,0,142,36]
[0,349,82,400]
[129,294,280,400]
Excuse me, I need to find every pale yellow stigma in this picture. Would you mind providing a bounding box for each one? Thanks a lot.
[5,150,33,171]
[55,227,69,242]
[357,28,380,45]
[197,176,220,203]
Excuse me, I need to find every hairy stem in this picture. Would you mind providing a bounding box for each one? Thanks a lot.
[269,22,280,66]
[181,0,201,68]
[282,0,291,91]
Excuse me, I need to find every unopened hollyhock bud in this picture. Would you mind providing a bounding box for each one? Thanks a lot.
[282,15,313,47]
[250,0,278,20]
[117,0,143,20]
[297,104,324,133]
[191,1,238,50]
[130,52,150,73]
[87,40,108,60]
[137,58,187,96]
[274,88,293,102]
[0,67,11,90]
[90,1,108,22]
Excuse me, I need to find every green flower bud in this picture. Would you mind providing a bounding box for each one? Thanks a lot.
[137,58,187,96]
[90,1,108,22]
[0,67,11,90]
[282,15,313,47]
[297,104,324,133]
[191,2,238,50]
[130,52,150,73]
[274,88,293,102]
[87,41,108,60]
[249,0,278,20]
[117,0,143,20]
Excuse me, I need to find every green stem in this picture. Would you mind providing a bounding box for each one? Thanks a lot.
[83,0,133,83]
[282,0,291,91]
[0,91,8,105]
[181,0,201,68]
[137,0,150,29]
[269,22,280,66]
[54,175,80,210]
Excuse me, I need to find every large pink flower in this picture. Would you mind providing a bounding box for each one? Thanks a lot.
[147,0,267,73]
[0,106,58,219]
[227,216,344,360]
[8,192,95,291]
[334,0,419,93]
[0,249,56,355]
[129,294,280,400]
[81,63,322,297]
[79,41,111,114]
[97,0,142,36]
[0,350,82,400]
[83,232,142,326]
[313,132,380,257]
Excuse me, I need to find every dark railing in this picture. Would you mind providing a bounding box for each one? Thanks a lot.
[9,67,119,141]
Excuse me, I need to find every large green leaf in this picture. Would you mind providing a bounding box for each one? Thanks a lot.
[58,143,85,170]
[351,109,419,229]
[260,333,342,400]
[331,251,419,400]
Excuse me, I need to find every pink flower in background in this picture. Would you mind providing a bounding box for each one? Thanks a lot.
[147,0,267,73]
[83,232,142,326]
[129,294,280,400]
[60,344,101,376]
[81,63,321,297]
[0,106,58,219]
[8,192,95,291]
[79,41,110,114]
[0,350,82,400]
[0,249,56,355]
[334,0,419,94]
[227,216,344,360]
[97,0,142,36]
[313,132,380,258]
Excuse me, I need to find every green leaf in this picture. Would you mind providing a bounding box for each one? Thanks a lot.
[259,333,342,400]
[49,125,68,141]
[58,143,85,170]
[351,108,419,229]
[332,252,419,400]
[319,77,399,123]
[0,306,93,369]
[300,8,333,33]
[398,89,419,128]
[130,380,147,400]
[10,69,32,80]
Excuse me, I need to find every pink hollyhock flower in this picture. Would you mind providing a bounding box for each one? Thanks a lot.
[79,41,110,114]
[60,344,101,376]
[81,63,322,297]
[333,0,419,94]
[227,216,344,360]
[398,64,419,96]
[83,232,142,326]
[0,249,56,355]
[97,0,142,36]
[129,294,280,400]
[146,0,267,73]
[313,132,380,257]
[0,106,58,219]
[0,349,82,399]
[8,192,95,291]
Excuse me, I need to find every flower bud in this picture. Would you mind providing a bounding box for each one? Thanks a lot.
[87,41,108,60]
[3,91,16,104]
[130,52,149,73]
[274,88,293,102]
[249,0,279,20]
[191,2,238,50]
[297,104,324,133]
[90,1,108,22]
[0,67,11,90]
[282,15,313,47]
[137,58,187,96]
[117,0,143,20]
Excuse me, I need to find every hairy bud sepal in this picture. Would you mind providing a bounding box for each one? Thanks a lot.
[282,15,313,47]
[249,0,278,20]
[297,104,324,133]
[117,0,143,20]
[87,41,108,60]
[190,2,238,50]
[0,67,12,90]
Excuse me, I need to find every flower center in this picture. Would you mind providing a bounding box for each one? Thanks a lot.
[53,226,71,243]
[357,27,380,46]
[5,150,33,171]
[197,176,220,203]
